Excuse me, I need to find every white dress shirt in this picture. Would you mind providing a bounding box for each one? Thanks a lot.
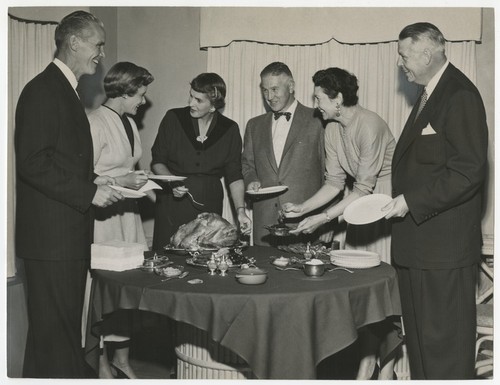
[272,99,298,166]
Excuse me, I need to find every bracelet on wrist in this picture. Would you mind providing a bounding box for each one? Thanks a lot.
[323,212,332,222]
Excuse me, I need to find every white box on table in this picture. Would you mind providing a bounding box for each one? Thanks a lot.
[91,240,148,271]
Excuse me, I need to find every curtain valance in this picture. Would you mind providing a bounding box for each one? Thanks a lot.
[200,7,482,48]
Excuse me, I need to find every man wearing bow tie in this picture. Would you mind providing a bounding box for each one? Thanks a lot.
[384,23,488,379]
[242,62,325,246]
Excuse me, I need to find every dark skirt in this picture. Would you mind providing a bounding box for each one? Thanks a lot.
[152,175,223,251]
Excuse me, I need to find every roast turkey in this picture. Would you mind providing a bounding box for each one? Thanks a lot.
[170,212,238,249]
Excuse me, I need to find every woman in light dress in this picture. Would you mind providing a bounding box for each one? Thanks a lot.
[89,61,154,378]
[282,67,396,380]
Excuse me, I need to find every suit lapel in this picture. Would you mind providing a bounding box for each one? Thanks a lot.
[281,102,303,161]
[50,63,91,146]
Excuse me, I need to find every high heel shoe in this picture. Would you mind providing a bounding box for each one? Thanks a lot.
[110,363,131,379]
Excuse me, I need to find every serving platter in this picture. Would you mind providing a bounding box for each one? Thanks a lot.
[186,252,255,268]
[163,240,248,256]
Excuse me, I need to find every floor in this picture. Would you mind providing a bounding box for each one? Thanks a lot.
[129,358,174,379]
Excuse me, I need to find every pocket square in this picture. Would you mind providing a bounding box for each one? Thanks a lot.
[421,124,437,135]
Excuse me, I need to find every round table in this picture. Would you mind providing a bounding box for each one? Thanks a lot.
[85,246,402,379]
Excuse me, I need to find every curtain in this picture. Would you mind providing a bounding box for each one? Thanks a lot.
[200,8,483,48]
[207,38,477,235]
[7,16,57,277]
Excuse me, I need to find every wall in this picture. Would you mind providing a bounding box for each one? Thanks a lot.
[115,7,207,173]
[475,8,495,252]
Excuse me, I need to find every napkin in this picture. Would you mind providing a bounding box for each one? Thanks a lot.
[421,123,437,135]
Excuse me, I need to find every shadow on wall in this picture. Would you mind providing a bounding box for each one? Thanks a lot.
[78,63,106,111]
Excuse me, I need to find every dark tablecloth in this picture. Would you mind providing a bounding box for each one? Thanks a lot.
[85,246,402,379]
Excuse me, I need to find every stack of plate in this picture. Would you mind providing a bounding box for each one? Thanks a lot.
[329,250,381,269]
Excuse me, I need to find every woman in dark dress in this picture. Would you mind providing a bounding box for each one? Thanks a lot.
[151,73,251,249]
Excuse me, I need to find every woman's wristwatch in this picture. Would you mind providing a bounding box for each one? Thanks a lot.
[323,211,333,222]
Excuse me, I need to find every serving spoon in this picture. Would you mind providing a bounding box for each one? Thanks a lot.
[274,266,301,271]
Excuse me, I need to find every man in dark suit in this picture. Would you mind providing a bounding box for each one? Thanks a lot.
[384,22,488,379]
[15,11,122,378]
[242,62,325,246]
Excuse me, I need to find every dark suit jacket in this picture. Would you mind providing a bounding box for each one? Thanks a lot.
[391,63,488,269]
[242,102,325,245]
[15,63,97,261]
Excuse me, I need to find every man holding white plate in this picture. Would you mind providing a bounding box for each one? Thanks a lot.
[242,62,325,246]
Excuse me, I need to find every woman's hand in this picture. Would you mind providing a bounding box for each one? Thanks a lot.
[172,185,189,198]
[291,213,329,235]
[237,211,252,235]
[116,172,148,190]
[281,202,304,218]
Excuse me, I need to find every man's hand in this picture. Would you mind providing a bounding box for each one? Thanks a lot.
[247,181,261,192]
[383,194,409,219]
[92,185,123,207]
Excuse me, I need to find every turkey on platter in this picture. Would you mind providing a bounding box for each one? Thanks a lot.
[169,212,238,249]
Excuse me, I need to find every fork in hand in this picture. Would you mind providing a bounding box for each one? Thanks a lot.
[186,191,204,206]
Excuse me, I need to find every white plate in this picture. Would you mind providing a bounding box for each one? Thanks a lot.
[332,259,381,269]
[246,185,288,195]
[330,249,380,259]
[110,185,146,198]
[148,175,187,182]
[343,194,392,225]
[329,250,381,269]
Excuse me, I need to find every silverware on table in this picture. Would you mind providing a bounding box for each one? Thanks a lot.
[275,266,301,271]
[161,271,190,282]
[326,267,354,274]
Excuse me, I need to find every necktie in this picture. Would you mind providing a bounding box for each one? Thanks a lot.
[414,89,428,121]
[274,111,291,121]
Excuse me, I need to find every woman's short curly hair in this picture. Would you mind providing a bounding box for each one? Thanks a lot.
[312,67,359,107]
[190,73,227,110]
[104,62,154,98]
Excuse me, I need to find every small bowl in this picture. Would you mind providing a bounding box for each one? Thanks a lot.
[303,260,325,277]
[271,256,291,267]
[154,264,184,278]
[235,267,268,285]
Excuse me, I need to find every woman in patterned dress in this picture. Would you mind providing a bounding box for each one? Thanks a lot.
[282,67,396,380]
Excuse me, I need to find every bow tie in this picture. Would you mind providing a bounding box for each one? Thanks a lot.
[274,111,292,121]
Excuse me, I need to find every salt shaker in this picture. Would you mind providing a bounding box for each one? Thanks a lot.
[303,242,312,260]
[207,253,217,275]
[218,255,229,277]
